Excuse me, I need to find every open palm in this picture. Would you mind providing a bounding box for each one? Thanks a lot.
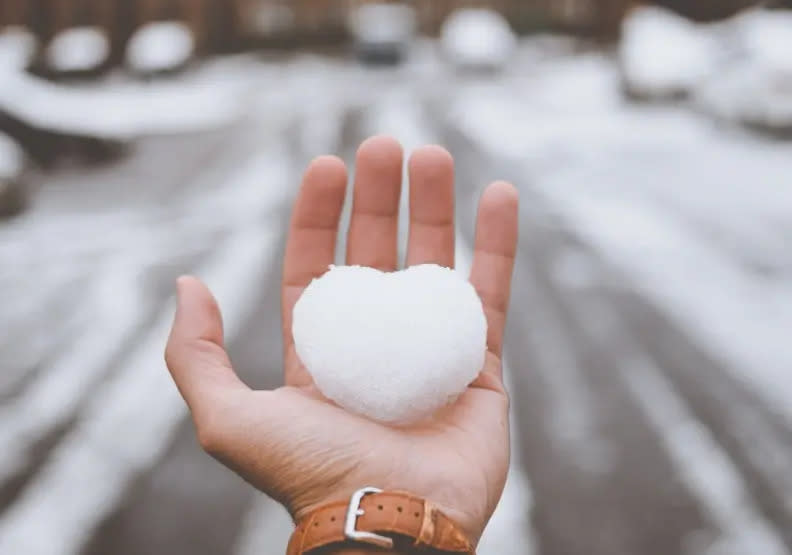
[165,136,518,545]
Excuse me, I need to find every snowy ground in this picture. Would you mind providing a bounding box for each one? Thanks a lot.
[1,40,791,555]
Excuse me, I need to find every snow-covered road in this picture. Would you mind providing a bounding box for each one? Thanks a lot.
[1,43,791,555]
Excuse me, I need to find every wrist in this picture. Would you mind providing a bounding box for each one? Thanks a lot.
[324,550,413,555]
[287,489,474,555]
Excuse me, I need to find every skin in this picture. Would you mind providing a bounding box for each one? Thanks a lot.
[165,135,519,553]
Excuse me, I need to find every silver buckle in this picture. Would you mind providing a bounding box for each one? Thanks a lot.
[344,487,395,549]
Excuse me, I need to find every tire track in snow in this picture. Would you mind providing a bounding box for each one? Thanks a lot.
[0,146,292,554]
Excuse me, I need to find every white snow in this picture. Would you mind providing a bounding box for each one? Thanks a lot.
[441,8,517,71]
[696,62,792,130]
[0,142,294,555]
[735,9,792,74]
[293,264,487,424]
[450,51,792,425]
[0,59,251,139]
[126,21,194,74]
[46,26,109,73]
[0,230,279,555]
[620,6,718,99]
[0,26,37,72]
[625,358,788,555]
[0,132,25,179]
[695,10,792,131]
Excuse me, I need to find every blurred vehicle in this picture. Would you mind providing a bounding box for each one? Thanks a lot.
[619,6,719,101]
[0,131,27,217]
[0,26,38,72]
[440,8,517,73]
[348,3,416,65]
[126,21,195,76]
[695,9,792,137]
[44,26,110,78]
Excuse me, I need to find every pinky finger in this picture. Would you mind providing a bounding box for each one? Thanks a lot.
[469,181,519,359]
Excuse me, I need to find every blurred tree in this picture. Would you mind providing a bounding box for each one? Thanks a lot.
[1,0,28,26]
[2,0,784,57]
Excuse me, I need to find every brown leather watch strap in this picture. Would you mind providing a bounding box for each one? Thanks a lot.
[287,489,475,554]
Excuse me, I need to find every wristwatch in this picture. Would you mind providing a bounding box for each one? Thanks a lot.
[287,487,475,554]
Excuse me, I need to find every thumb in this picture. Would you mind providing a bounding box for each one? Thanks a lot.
[165,276,249,434]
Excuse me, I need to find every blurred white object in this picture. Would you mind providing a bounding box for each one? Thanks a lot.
[126,21,195,74]
[293,265,487,424]
[46,26,110,73]
[0,132,24,179]
[0,27,38,73]
[696,64,792,134]
[441,8,517,72]
[696,10,792,134]
[0,62,247,140]
[348,2,416,64]
[0,132,27,217]
[736,9,792,74]
[620,6,718,99]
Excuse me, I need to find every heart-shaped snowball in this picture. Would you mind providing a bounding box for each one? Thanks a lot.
[292,264,487,425]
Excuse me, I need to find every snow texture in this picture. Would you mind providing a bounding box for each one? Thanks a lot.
[441,8,516,70]
[620,6,717,99]
[46,27,109,72]
[126,21,194,73]
[292,265,487,424]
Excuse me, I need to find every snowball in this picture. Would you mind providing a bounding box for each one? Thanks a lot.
[293,264,487,425]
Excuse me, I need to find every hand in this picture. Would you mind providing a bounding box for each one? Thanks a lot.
[164,136,519,548]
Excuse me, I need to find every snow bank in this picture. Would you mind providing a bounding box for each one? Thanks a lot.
[0,60,249,139]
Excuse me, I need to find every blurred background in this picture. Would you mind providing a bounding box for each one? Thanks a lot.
[1,0,792,554]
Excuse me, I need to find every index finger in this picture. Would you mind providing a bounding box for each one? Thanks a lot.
[281,156,348,373]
